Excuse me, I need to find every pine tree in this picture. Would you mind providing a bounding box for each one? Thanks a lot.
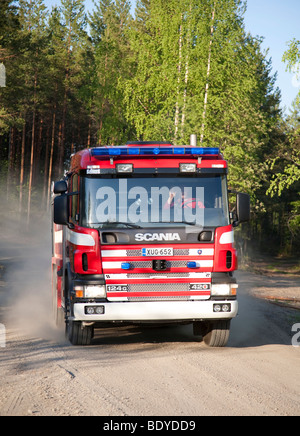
[0,0,21,203]
[45,6,65,204]
[0,0,290,253]
[90,0,133,144]
[57,0,89,172]
[17,0,49,221]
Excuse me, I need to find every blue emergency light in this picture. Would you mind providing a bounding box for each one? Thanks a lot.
[91,146,219,157]
[121,262,131,270]
[187,261,198,268]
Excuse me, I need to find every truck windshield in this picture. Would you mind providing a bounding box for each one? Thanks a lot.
[81,175,229,229]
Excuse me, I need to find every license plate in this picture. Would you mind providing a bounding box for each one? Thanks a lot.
[106,285,128,292]
[142,248,174,257]
[189,283,210,291]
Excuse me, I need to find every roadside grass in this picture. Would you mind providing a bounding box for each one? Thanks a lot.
[240,252,300,276]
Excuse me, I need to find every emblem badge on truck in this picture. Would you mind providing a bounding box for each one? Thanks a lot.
[135,232,181,242]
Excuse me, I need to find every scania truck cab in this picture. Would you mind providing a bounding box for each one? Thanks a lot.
[52,140,250,346]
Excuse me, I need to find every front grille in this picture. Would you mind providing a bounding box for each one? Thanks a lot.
[126,249,142,256]
[127,282,191,301]
[127,272,190,278]
[128,296,189,301]
[106,279,211,302]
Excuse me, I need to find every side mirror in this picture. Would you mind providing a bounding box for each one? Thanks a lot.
[54,180,67,194]
[236,192,250,224]
[54,194,69,225]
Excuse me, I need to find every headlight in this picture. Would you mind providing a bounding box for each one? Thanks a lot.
[84,285,106,298]
[75,285,106,299]
[211,283,238,296]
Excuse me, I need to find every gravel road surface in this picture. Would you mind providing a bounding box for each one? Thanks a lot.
[0,223,299,416]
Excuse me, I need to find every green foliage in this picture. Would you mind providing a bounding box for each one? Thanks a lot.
[282,38,300,73]
[267,42,300,199]
[0,0,298,255]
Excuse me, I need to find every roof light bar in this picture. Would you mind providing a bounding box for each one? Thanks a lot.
[109,148,121,156]
[128,147,140,155]
[174,148,185,154]
[91,147,219,157]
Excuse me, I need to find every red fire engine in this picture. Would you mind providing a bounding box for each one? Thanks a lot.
[52,139,250,346]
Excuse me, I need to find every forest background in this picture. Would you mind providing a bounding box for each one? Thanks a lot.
[0,0,299,257]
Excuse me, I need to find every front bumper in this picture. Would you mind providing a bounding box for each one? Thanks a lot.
[71,299,238,322]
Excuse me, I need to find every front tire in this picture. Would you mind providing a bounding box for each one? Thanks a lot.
[67,321,93,346]
[202,320,231,347]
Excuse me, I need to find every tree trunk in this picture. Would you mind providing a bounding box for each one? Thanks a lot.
[200,2,216,144]
[181,2,192,141]
[42,124,50,206]
[47,107,56,208]
[174,16,183,143]
[6,127,14,201]
[58,89,67,176]
[27,106,36,225]
[33,117,43,185]
[87,118,91,148]
[19,119,26,213]
[181,58,189,141]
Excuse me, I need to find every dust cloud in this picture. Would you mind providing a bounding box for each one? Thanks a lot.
[0,195,64,342]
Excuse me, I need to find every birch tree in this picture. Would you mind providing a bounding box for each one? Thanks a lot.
[89,0,132,145]
[124,0,193,141]
[199,1,216,144]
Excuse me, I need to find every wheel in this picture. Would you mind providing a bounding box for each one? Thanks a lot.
[202,320,231,347]
[67,320,93,346]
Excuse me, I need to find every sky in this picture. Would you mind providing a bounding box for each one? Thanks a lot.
[43,0,300,114]
[243,0,300,114]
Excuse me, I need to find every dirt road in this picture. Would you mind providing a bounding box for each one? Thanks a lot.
[0,223,300,416]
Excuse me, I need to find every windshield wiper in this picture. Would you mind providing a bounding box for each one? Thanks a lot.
[169,221,201,226]
[90,221,200,229]
[100,222,142,229]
